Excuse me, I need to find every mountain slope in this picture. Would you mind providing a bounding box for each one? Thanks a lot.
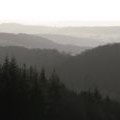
[0,33,89,55]
[0,46,71,74]
[0,44,120,99]
[56,43,120,99]
[41,34,104,46]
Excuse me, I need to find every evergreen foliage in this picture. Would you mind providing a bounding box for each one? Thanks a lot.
[0,57,120,120]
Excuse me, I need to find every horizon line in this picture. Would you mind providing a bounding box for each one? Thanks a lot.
[1,21,120,27]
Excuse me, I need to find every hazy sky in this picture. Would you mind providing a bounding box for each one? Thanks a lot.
[0,0,120,26]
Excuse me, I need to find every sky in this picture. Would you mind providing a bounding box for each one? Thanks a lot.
[0,0,120,26]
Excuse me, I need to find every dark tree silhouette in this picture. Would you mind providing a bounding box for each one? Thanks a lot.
[0,57,120,120]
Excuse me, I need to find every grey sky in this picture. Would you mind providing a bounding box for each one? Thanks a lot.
[0,0,120,26]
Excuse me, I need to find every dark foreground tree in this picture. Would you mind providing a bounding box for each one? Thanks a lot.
[0,57,120,120]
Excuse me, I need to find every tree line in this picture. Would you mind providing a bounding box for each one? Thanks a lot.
[0,57,120,120]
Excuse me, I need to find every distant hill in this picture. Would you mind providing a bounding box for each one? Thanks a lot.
[41,34,105,46]
[0,33,89,55]
[0,23,56,34]
[0,23,120,46]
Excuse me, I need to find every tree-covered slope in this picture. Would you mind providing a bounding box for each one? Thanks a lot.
[0,44,120,100]
[0,57,120,120]
[57,43,120,99]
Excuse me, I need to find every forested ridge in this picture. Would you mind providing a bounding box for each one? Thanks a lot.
[0,57,120,120]
[0,44,120,99]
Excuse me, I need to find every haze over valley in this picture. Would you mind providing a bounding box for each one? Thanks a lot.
[0,23,120,47]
